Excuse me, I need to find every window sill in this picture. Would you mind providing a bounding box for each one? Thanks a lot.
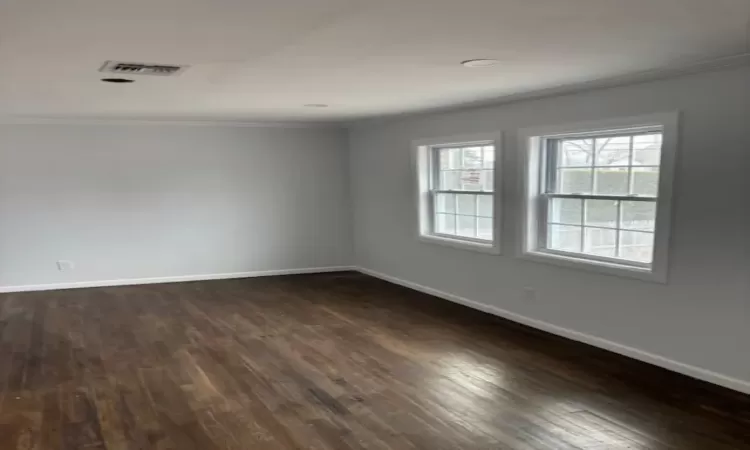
[520,250,666,283]
[419,234,500,255]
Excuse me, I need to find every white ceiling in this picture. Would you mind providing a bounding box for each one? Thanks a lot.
[0,0,748,122]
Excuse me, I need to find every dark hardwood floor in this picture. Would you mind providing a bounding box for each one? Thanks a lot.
[0,272,748,449]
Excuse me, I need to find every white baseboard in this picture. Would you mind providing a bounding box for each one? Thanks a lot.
[0,266,355,294]
[356,266,750,396]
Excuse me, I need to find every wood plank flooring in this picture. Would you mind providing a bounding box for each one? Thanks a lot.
[0,272,748,449]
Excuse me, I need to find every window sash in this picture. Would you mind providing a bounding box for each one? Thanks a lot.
[537,194,656,262]
[431,144,494,193]
[430,191,493,243]
[544,132,661,197]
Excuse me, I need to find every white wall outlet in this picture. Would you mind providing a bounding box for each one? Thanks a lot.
[56,260,75,272]
[523,287,536,302]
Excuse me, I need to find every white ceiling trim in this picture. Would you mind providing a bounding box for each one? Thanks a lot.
[354,52,750,124]
[0,116,342,129]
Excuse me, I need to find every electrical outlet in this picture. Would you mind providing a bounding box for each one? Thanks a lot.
[56,260,75,272]
[523,287,536,302]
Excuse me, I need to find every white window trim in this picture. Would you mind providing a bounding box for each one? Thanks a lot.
[413,132,503,254]
[517,112,679,283]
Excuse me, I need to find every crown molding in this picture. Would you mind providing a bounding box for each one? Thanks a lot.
[352,52,750,126]
[0,116,343,129]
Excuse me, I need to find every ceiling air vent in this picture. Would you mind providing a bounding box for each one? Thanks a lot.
[99,61,188,76]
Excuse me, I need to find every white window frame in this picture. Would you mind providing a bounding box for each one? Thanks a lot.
[414,132,502,254]
[517,113,678,283]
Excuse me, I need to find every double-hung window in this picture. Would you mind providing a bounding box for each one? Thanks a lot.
[415,133,501,253]
[520,113,677,282]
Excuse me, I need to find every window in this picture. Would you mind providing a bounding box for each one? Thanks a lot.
[545,131,660,263]
[415,133,501,253]
[519,113,677,282]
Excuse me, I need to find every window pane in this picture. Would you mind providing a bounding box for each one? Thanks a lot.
[583,227,617,257]
[439,148,451,169]
[450,148,463,169]
[557,168,592,194]
[480,169,494,192]
[462,147,483,169]
[632,134,662,166]
[440,171,460,190]
[549,198,582,225]
[548,224,582,253]
[621,201,656,231]
[559,139,593,167]
[593,167,628,195]
[631,167,659,197]
[619,231,654,263]
[477,195,493,218]
[441,170,485,191]
[457,215,477,238]
[584,199,618,228]
[595,136,631,166]
[458,170,482,191]
[439,148,463,169]
[435,213,456,235]
[482,146,495,168]
[435,193,455,214]
[477,217,493,241]
[456,194,477,216]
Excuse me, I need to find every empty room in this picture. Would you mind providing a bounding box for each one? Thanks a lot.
[0,0,748,449]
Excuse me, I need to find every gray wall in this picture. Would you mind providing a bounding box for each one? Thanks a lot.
[349,66,750,389]
[0,123,352,287]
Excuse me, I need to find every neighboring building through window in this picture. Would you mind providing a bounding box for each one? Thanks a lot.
[519,113,677,282]
[414,133,501,254]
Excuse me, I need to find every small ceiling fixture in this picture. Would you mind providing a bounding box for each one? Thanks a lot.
[304,104,329,108]
[101,78,135,83]
[461,59,500,68]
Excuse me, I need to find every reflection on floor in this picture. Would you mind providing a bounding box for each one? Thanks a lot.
[0,272,747,449]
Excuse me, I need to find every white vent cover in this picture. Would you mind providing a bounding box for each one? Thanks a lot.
[99,61,187,76]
